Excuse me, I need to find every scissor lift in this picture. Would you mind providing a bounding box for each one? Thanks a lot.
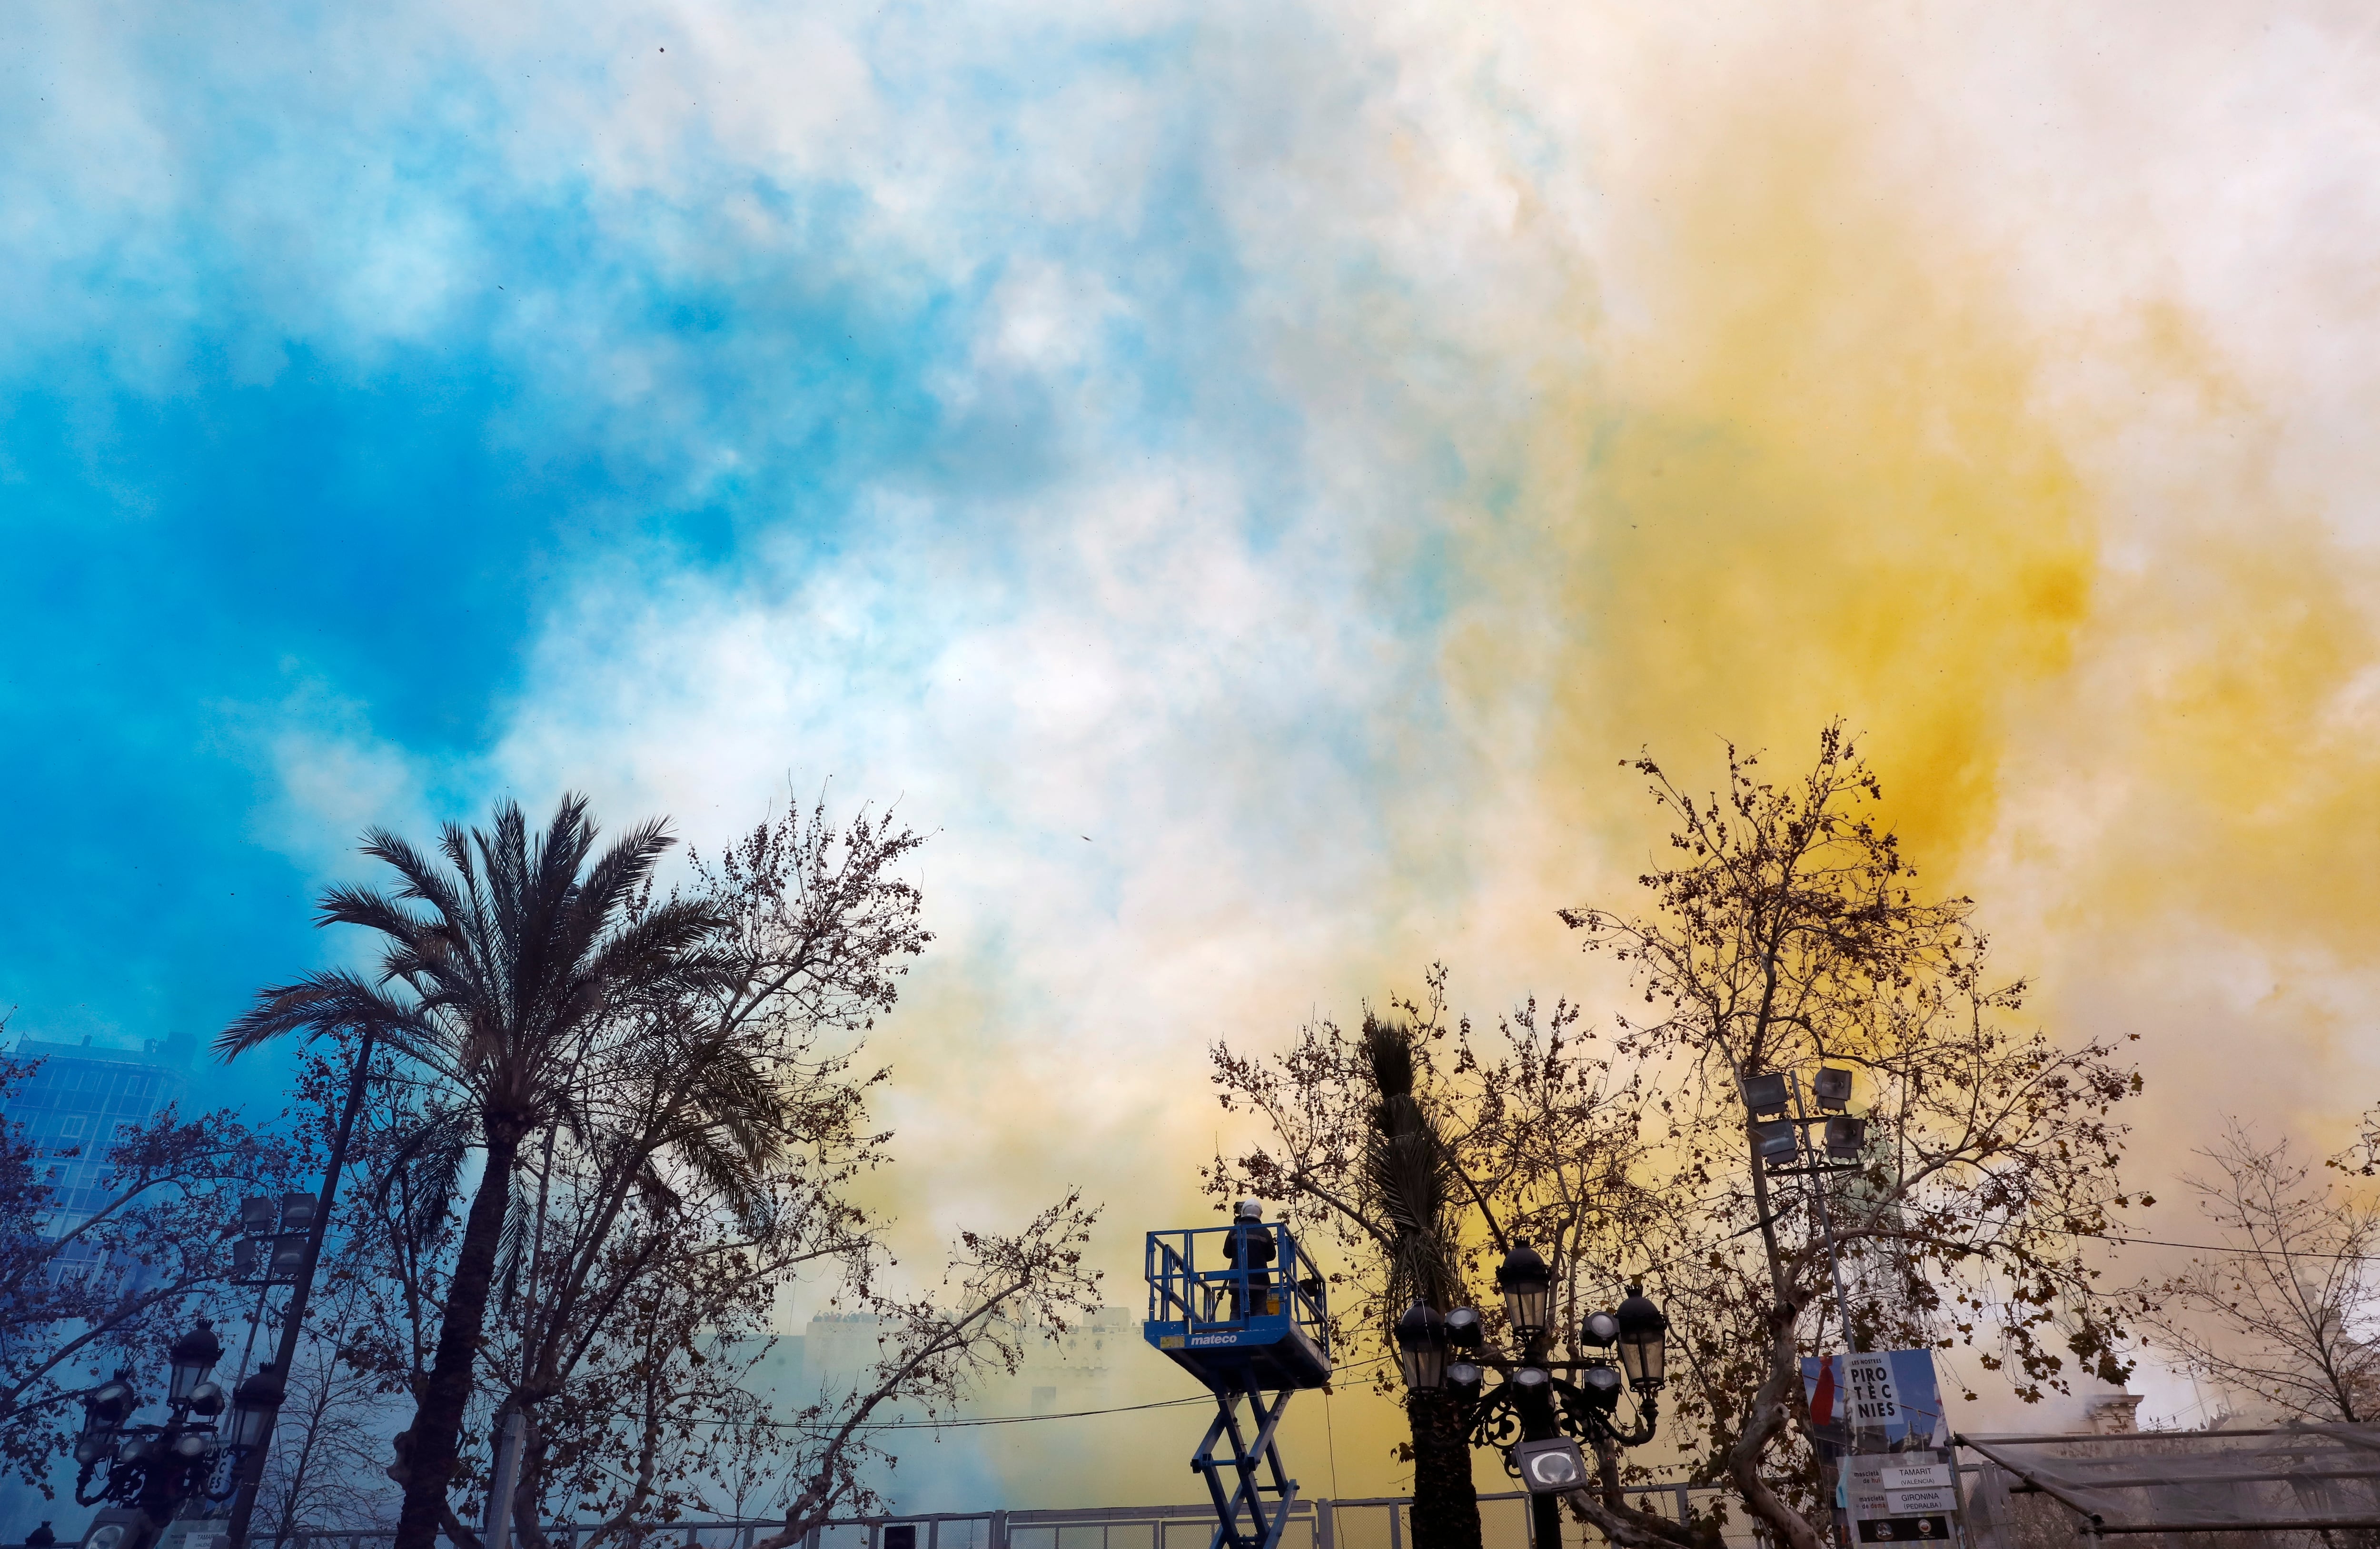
[1143,1222,1332,1549]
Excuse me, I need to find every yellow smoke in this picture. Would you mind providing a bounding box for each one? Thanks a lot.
[1460,16,2380,1180]
[1469,117,2094,872]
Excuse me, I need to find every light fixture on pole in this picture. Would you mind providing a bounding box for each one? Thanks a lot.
[228,1367,284,1452]
[1614,1285,1669,1393]
[1812,1067,1854,1112]
[1394,1303,1448,1391]
[1741,1072,1792,1118]
[1578,1364,1624,1414]
[1496,1241,1553,1345]
[1752,1119,1802,1170]
[167,1322,221,1408]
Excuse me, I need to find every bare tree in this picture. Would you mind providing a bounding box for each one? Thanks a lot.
[748,1192,1105,1549]
[257,1279,405,1544]
[480,798,918,1545]
[298,792,1101,1546]
[1209,974,1672,1547]
[0,1051,306,1492]
[2133,1126,2380,1424]
[1564,725,2144,1549]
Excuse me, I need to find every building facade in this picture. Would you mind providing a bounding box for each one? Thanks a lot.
[3,1034,194,1232]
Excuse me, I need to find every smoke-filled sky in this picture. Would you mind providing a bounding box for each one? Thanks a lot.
[8,0,2380,1512]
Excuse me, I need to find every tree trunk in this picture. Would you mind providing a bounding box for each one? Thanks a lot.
[394,1123,525,1549]
[1727,1308,1827,1549]
[1405,1389,1482,1549]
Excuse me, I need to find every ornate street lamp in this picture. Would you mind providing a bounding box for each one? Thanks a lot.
[228,1368,284,1452]
[1394,1303,1449,1391]
[1398,1244,1669,1549]
[1496,1241,1553,1346]
[167,1322,221,1408]
[1614,1286,1669,1393]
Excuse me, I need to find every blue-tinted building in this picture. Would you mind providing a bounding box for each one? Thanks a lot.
[4,1035,194,1231]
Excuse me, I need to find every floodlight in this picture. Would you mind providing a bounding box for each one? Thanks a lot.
[1812,1068,1854,1112]
[1515,1437,1589,1494]
[1579,1363,1624,1413]
[1741,1072,1791,1118]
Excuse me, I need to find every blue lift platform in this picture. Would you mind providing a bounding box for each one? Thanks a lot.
[1143,1222,1332,1549]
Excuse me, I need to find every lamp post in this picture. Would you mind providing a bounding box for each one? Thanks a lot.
[1743,1065,1871,1549]
[1396,1241,1670,1549]
[67,1322,256,1549]
[223,1024,377,1549]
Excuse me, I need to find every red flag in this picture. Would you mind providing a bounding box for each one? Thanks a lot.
[1811,1357,1837,1427]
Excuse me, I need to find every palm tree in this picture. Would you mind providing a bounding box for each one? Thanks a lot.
[1361,1017,1482,1549]
[219,795,720,1549]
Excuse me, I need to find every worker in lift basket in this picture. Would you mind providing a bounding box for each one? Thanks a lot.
[1222,1199,1277,1320]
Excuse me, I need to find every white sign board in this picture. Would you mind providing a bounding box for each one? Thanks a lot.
[1887,1489,1959,1515]
[1844,1353,1904,1438]
[1880,1465,1953,1491]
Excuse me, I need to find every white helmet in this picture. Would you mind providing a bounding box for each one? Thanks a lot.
[1235,1199,1264,1222]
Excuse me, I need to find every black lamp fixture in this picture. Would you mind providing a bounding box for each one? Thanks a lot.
[228,1366,285,1451]
[167,1321,221,1407]
[1394,1303,1449,1392]
[1825,1115,1868,1161]
[1614,1284,1669,1393]
[1445,1305,1483,1351]
[1581,1310,1619,1350]
[1812,1067,1854,1112]
[82,1376,135,1438]
[1741,1072,1792,1118]
[1752,1119,1801,1170]
[1496,1240,1553,1344]
[1578,1363,1624,1413]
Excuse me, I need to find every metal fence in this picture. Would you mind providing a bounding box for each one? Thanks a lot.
[281,1479,1775,1549]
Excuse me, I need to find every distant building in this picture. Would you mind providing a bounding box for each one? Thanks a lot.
[2084,1393,2145,1434]
[3,1035,194,1233]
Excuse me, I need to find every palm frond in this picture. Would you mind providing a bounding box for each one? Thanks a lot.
[216,970,424,1059]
